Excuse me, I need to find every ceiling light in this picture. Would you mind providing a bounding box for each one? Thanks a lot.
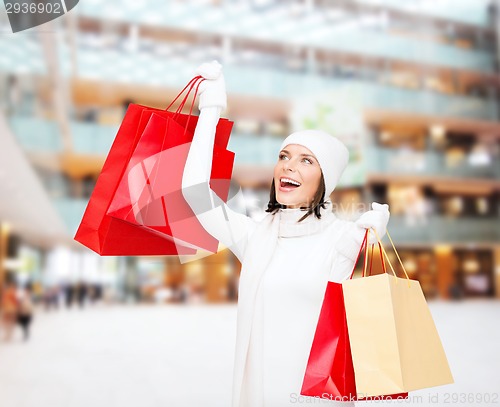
[380,131,392,141]
[430,124,446,140]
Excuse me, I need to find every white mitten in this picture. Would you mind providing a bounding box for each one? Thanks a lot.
[195,60,227,110]
[355,202,390,244]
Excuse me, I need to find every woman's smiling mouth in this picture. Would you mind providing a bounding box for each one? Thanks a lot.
[279,177,301,191]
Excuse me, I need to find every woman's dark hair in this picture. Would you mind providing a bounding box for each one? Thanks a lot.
[266,173,327,222]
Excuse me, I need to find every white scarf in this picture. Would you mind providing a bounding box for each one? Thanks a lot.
[231,201,337,406]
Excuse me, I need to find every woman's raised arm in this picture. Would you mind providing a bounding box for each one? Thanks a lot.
[181,61,256,262]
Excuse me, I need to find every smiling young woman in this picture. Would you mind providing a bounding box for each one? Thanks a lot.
[274,145,323,207]
[181,61,391,407]
[268,144,326,221]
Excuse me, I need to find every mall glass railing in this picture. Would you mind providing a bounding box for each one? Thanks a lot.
[227,134,500,179]
[387,215,500,244]
[73,1,495,72]
[75,57,500,120]
[356,0,492,27]
[8,116,118,153]
[1,39,497,121]
[52,197,500,245]
[365,146,500,180]
[9,117,500,179]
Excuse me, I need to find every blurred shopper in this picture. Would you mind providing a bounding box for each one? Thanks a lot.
[5,74,21,116]
[43,286,60,311]
[16,284,34,341]
[1,279,18,342]
[448,276,465,301]
[76,282,88,308]
[64,284,75,308]
[182,61,391,407]
[91,283,103,303]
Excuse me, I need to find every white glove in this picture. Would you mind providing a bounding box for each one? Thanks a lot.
[355,202,390,244]
[195,60,227,110]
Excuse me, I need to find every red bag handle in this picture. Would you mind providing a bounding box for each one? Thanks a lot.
[166,75,203,112]
[175,77,205,115]
[348,229,386,280]
[348,229,368,280]
[165,76,206,136]
[143,77,207,204]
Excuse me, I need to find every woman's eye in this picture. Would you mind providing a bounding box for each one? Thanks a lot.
[303,158,312,164]
[279,154,289,160]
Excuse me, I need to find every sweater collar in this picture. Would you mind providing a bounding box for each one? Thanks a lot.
[278,201,336,238]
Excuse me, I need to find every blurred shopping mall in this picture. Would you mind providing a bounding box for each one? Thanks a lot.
[1,0,500,307]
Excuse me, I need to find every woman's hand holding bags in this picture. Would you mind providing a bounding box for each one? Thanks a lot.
[195,60,227,110]
[355,202,390,244]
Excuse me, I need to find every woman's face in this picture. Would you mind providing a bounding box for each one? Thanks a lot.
[273,144,322,209]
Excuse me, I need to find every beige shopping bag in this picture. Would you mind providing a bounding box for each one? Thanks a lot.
[342,230,454,397]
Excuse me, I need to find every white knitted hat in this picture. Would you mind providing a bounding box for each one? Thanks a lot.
[279,130,349,196]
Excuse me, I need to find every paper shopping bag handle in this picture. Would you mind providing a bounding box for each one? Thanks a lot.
[371,228,411,286]
[361,230,387,277]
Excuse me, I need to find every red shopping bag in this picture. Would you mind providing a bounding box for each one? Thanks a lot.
[301,230,408,402]
[106,111,234,253]
[74,77,234,255]
[300,280,357,401]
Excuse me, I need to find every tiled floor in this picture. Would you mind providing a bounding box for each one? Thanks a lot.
[0,299,499,407]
